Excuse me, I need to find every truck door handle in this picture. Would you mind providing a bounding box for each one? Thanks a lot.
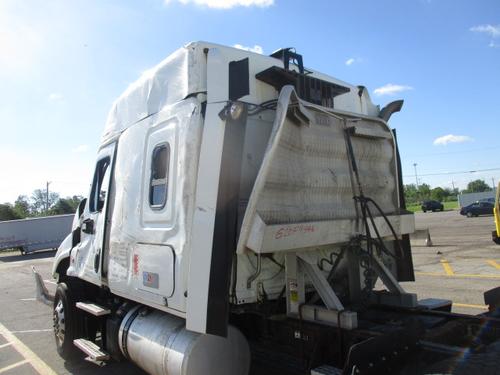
[94,249,101,273]
[82,219,94,234]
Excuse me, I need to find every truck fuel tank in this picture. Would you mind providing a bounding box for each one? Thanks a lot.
[118,306,250,375]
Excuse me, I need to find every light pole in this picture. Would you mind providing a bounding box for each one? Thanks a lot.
[46,181,51,213]
[413,163,419,188]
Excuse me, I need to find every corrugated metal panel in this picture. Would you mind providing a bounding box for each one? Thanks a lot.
[238,87,399,253]
[254,110,397,225]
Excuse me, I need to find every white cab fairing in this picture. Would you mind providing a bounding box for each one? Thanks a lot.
[106,98,204,316]
[61,42,411,337]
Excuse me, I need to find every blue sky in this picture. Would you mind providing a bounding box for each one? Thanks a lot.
[0,0,499,202]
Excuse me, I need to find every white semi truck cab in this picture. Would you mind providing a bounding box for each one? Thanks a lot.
[36,42,500,375]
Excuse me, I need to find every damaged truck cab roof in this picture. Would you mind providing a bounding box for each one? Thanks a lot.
[101,41,380,145]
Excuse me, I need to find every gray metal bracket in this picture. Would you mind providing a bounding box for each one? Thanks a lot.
[284,253,357,330]
[297,255,344,311]
[346,250,418,308]
[372,254,405,294]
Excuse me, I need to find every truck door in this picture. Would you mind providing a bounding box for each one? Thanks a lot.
[72,142,116,286]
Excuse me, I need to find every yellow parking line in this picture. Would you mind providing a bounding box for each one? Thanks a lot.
[453,302,488,310]
[440,259,455,276]
[487,260,500,270]
[416,272,447,276]
[416,272,500,279]
[0,321,57,375]
[0,359,29,374]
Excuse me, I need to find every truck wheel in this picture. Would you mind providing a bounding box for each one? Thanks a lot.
[53,282,83,358]
[466,212,473,218]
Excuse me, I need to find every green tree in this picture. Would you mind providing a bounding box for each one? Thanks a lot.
[404,184,418,204]
[68,195,84,210]
[50,196,83,215]
[13,195,30,218]
[464,179,491,193]
[31,189,60,215]
[442,187,458,201]
[417,183,431,200]
[0,203,20,221]
[430,187,446,202]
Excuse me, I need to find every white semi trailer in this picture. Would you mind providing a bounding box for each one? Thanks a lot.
[0,214,73,254]
[34,42,500,375]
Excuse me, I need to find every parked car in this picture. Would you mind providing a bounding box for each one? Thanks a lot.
[479,197,495,204]
[460,201,494,217]
[421,200,444,212]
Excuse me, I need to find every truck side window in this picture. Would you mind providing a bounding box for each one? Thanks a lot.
[150,143,170,209]
[89,157,110,212]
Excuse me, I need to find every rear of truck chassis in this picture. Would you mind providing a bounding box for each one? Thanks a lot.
[41,42,500,375]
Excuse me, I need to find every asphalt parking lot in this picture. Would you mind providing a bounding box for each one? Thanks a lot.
[0,209,499,374]
[0,251,146,375]
[403,209,500,314]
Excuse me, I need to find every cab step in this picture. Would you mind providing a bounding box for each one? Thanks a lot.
[76,302,111,316]
[311,365,342,375]
[73,338,109,366]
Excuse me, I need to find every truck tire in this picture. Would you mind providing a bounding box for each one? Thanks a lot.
[466,212,473,218]
[53,282,83,358]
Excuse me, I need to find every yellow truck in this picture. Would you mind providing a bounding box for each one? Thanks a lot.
[493,182,500,244]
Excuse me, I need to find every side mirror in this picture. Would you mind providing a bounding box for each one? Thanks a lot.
[82,218,94,234]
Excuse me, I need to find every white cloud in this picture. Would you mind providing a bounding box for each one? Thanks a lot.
[233,44,263,54]
[470,24,500,38]
[373,83,413,96]
[345,57,362,66]
[489,40,500,48]
[48,93,63,101]
[72,144,89,153]
[165,0,273,8]
[433,134,473,146]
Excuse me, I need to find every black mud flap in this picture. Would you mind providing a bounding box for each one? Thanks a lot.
[484,286,500,312]
[492,230,500,245]
[343,321,423,374]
